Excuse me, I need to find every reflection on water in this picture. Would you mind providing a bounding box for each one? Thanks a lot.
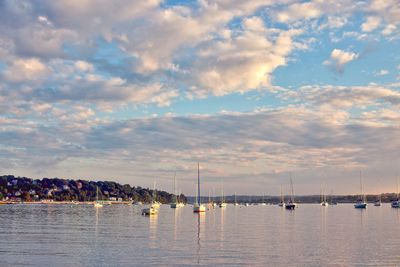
[1,204,400,266]
[196,213,205,265]
[149,213,158,248]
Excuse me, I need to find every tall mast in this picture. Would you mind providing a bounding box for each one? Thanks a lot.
[290,173,294,202]
[397,175,399,200]
[198,162,201,205]
[173,172,177,204]
[280,185,284,203]
[359,171,363,200]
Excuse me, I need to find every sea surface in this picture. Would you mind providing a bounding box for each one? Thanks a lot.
[1,203,400,266]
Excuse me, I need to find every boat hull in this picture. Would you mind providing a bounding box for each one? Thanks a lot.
[193,204,206,212]
[391,201,400,208]
[354,203,367,209]
[285,203,296,210]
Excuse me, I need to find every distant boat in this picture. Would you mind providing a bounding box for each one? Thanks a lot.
[234,192,239,206]
[278,185,285,207]
[142,182,160,215]
[219,180,227,208]
[374,193,382,206]
[391,175,400,208]
[141,206,158,215]
[285,174,297,210]
[94,186,103,208]
[354,171,367,209]
[260,194,267,205]
[170,172,184,208]
[320,183,329,206]
[193,162,206,213]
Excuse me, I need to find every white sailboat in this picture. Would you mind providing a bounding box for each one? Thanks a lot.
[391,175,400,208]
[354,171,367,209]
[151,182,161,209]
[219,180,227,208]
[193,162,206,213]
[94,186,103,208]
[142,182,160,215]
[320,183,329,206]
[171,172,184,208]
[374,193,382,206]
[234,192,239,206]
[285,174,297,210]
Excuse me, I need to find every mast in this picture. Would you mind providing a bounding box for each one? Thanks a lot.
[359,171,363,201]
[290,173,294,202]
[397,175,399,200]
[198,162,201,205]
[173,172,177,204]
[234,192,237,203]
[280,185,284,203]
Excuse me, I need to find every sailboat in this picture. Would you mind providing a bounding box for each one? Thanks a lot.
[94,186,103,208]
[193,162,206,213]
[234,192,239,206]
[219,180,227,208]
[391,175,400,208]
[354,171,367,209]
[320,183,329,206]
[151,182,161,209]
[285,174,297,210]
[374,193,382,206]
[142,182,160,215]
[170,172,184,208]
[278,185,285,207]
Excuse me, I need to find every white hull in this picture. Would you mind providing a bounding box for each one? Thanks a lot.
[94,202,103,208]
[219,203,227,208]
[193,204,206,212]
[142,207,158,215]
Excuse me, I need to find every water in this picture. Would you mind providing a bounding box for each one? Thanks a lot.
[1,204,400,266]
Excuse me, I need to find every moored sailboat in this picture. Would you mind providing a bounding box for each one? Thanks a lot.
[285,174,297,210]
[94,186,103,208]
[278,185,285,207]
[354,171,367,209]
[193,162,206,213]
[391,175,400,208]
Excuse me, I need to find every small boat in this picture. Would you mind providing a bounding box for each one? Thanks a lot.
[170,172,184,209]
[219,181,227,208]
[233,193,239,206]
[141,206,158,215]
[354,171,367,209]
[391,200,400,208]
[244,203,249,207]
[391,176,400,208]
[94,186,103,208]
[374,193,382,206]
[285,174,297,210]
[193,162,206,213]
[278,185,285,207]
[320,183,329,206]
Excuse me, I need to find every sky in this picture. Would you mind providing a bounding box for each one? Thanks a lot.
[0,0,400,196]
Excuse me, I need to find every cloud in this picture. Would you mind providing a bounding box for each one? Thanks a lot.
[361,16,381,32]
[375,69,389,76]
[190,19,302,96]
[323,49,359,74]
[2,58,50,82]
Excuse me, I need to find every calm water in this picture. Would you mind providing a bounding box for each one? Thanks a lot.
[1,203,400,266]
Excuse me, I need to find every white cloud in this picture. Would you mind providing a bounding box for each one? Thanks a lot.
[375,69,389,76]
[361,16,381,32]
[2,58,50,82]
[323,49,359,74]
[276,2,321,23]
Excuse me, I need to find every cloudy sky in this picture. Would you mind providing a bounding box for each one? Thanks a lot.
[1,0,399,195]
